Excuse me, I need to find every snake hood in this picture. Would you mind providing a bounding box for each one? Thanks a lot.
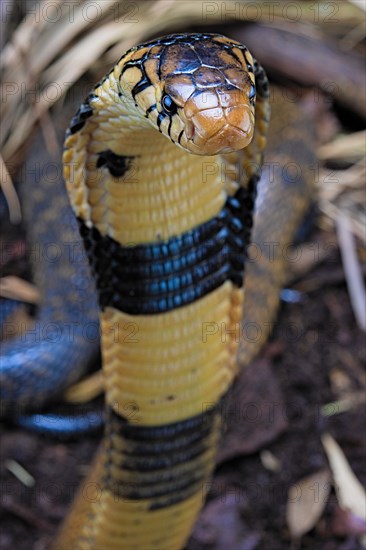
[115,33,256,156]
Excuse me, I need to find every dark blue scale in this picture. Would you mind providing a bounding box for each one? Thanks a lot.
[66,93,96,136]
[78,181,257,315]
[103,404,221,504]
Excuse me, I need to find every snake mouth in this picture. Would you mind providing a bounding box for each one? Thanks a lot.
[184,120,195,141]
[182,90,255,156]
[197,120,253,155]
[183,111,254,156]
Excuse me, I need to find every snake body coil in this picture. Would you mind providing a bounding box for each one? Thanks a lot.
[0,133,99,418]
[53,33,270,548]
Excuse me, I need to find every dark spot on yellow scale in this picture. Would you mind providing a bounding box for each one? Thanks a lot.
[243,49,254,73]
[96,150,134,178]
[178,129,184,144]
[254,61,270,99]
[67,95,95,135]
[131,77,152,99]
[156,112,166,130]
[145,103,157,117]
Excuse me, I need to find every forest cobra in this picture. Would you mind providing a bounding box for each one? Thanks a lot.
[2,31,315,548]
[52,32,270,549]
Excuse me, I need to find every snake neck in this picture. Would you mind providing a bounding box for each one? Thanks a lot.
[65,83,232,246]
[64,56,270,248]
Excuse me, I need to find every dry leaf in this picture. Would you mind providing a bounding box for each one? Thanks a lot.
[64,370,104,403]
[260,449,281,472]
[329,367,354,396]
[0,276,40,304]
[0,154,21,223]
[5,459,35,488]
[322,433,366,521]
[286,469,331,540]
[321,392,366,417]
[318,130,366,162]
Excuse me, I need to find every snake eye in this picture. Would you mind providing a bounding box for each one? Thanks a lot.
[161,93,177,115]
[249,84,256,104]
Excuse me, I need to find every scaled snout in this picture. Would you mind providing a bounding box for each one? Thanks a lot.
[184,89,254,155]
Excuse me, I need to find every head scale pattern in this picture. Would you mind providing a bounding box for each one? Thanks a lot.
[119,33,257,156]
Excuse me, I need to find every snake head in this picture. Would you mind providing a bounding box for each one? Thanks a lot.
[158,34,256,156]
[121,34,256,156]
